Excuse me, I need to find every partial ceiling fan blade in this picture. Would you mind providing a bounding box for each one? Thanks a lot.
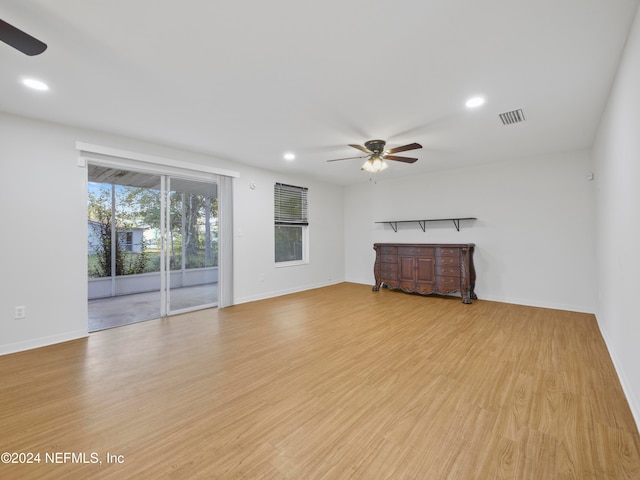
[384,155,418,163]
[327,155,368,162]
[385,142,422,155]
[349,144,373,154]
[0,19,47,56]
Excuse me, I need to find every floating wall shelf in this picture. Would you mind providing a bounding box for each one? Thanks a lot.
[375,217,477,232]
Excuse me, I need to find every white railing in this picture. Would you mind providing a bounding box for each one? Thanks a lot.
[88,267,218,299]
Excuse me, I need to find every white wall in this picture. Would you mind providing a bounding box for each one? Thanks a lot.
[592,4,640,429]
[344,181,376,286]
[344,150,597,313]
[232,166,345,304]
[0,112,344,355]
[1,114,88,353]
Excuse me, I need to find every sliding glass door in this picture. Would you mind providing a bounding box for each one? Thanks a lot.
[165,176,218,314]
[87,166,218,331]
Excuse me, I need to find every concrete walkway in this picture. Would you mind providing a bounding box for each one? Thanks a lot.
[88,284,218,332]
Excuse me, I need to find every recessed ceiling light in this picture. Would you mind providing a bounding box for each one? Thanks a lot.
[465,96,485,108]
[284,152,295,161]
[22,78,49,91]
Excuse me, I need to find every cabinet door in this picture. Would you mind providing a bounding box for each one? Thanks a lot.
[415,257,435,284]
[399,256,416,283]
[399,255,435,293]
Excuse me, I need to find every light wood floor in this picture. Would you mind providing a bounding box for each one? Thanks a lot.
[1,283,639,479]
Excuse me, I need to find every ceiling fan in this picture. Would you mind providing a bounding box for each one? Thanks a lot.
[0,19,47,55]
[327,139,422,172]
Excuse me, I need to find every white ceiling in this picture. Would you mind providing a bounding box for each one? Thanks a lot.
[1,0,638,185]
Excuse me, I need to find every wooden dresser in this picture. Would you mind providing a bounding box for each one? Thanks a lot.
[373,243,477,303]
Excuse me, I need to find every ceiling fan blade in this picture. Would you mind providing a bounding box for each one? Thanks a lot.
[0,19,47,56]
[327,155,368,162]
[385,142,422,155]
[384,155,418,163]
[349,144,373,154]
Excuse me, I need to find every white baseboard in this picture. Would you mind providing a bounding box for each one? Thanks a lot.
[476,293,595,314]
[595,319,640,434]
[233,280,343,305]
[0,330,88,357]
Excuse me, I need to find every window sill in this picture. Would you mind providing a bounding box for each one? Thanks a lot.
[275,260,309,268]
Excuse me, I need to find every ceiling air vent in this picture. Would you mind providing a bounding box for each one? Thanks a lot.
[499,109,525,125]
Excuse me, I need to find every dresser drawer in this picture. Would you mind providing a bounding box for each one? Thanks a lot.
[436,256,460,267]
[380,254,397,264]
[379,263,398,277]
[436,276,460,291]
[398,246,434,256]
[378,246,397,255]
[436,247,459,257]
[436,266,459,277]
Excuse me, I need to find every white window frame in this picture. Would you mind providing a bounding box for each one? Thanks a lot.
[274,183,309,267]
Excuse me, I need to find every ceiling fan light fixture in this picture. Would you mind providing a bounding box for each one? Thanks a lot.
[362,155,388,173]
[328,139,421,173]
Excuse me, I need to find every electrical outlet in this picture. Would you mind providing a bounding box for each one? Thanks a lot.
[259,274,265,282]
[15,306,26,319]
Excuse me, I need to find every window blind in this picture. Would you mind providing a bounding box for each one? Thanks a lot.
[274,183,308,226]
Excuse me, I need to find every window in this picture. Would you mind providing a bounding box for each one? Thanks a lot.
[274,183,308,264]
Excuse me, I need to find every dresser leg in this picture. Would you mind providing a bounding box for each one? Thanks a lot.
[462,289,473,303]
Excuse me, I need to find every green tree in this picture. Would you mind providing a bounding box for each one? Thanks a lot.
[88,182,218,276]
[88,184,150,277]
